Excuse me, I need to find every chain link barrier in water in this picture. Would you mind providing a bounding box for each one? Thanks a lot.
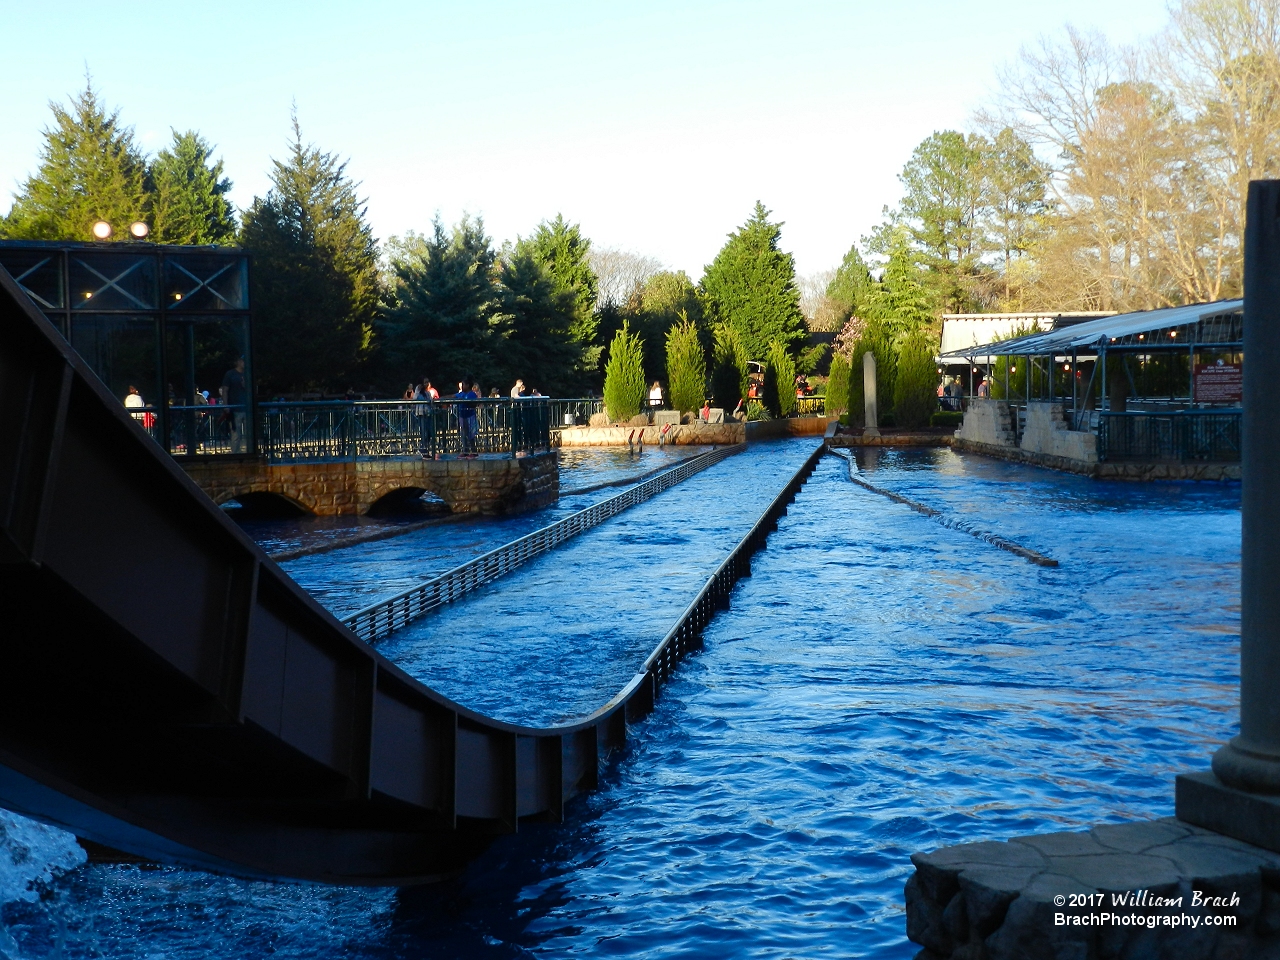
[827,448,1058,568]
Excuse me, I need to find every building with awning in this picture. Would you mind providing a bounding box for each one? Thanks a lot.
[940,300,1243,474]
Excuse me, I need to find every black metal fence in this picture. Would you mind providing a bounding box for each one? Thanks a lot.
[257,398,552,462]
[1098,410,1242,462]
[548,397,604,428]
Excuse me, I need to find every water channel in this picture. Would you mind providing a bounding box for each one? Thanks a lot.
[0,442,1241,958]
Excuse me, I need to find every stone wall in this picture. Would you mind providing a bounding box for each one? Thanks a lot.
[744,417,832,440]
[1020,401,1098,463]
[556,423,746,446]
[182,453,558,516]
[956,400,1016,447]
[906,817,1280,959]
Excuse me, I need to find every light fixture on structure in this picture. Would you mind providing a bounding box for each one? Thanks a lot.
[91,220,112,240]
[129,222,150,239]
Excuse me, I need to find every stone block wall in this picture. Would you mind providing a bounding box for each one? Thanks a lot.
[1020,402,1098,464]
[556,423,746,446]
[956,400,1016,447]
[183,453,558,516]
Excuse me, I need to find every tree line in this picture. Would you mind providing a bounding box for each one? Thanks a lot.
[1,84,818,403]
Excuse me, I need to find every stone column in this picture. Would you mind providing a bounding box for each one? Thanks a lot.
[1179,179,1280,851]
[863,351,880,438]
[1215,180,1280,791]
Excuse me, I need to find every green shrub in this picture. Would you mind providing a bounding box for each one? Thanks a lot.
[893,328,938,430]
[930,411,964,428]
[710,322,748,411]
[746,399,770,421]
[665,316,706,413]
[879,412,897,428]
[760,340,797,419]
[603,320,646,422]
[826,352,850,417]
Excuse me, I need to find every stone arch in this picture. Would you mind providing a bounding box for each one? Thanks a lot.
[212,484,316,516]
[365,480,447,516]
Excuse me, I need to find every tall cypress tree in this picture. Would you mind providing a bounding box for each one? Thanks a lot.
[2,81,148,241]
[240,115,379,393]
[665,316,706,413]
[151,130,237,245]
[699,202,806,362]
[710,322,747,412]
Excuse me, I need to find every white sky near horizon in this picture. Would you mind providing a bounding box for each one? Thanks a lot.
[0,0,1171,281]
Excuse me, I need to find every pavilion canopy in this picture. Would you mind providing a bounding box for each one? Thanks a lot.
[938,299,1243,359]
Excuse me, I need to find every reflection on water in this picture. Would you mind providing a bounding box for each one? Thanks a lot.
[1,446,1241,959]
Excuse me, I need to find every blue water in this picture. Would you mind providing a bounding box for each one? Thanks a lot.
[0,445,1241,958]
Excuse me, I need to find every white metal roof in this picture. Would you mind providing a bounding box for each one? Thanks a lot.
[938,300,1243,358]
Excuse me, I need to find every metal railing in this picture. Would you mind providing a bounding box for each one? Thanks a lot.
[548,397,604,428]
[344,443,748,643]
[1098,410,1242,462]
[258,398,552,462]
[794,396,825,417]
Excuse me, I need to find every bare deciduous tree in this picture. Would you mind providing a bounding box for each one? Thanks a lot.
[589,247,664,310]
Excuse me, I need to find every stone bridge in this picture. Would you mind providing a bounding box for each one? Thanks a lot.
[182,453,558,516]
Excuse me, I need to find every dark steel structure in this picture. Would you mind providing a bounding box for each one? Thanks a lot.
[0,240,254,458]
[0,266,822,884]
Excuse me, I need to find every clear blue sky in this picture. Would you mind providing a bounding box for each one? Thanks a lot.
[0,0,1170,279]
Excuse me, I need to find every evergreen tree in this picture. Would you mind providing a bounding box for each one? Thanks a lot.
[893,328,939,429]
[2,81,148,241]
[603,321,646,421]
[700,202,806,362]
[710,322,747,412]
[379,217,500,388]
[636,270,704,381]
[826,352,851,417]
[151,130,237,245]
[665,316,706,413]
[865,226,937,338]
[825,244,876,326]
[761,348,782,418]
[498,247,585,396]
[769,339,796,417]
[521,214,600,387]
[240,114,379,393]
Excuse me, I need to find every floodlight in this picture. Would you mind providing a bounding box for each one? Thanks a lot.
[91,220,112,239]
[129,221,150,239]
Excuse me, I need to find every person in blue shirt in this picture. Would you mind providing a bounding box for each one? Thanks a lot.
[455,379,480,457]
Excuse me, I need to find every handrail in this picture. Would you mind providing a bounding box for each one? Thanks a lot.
[344,443,748,643]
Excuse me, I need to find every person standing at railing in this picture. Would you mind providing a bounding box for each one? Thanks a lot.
[649,381,663,408]
[510,378,525,398]
[220,356,248,454]
[455,379,479,457]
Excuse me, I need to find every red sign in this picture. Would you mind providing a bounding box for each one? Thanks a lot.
[1194,362,1242,404]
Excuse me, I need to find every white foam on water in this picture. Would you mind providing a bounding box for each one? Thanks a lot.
[0,810,85,906]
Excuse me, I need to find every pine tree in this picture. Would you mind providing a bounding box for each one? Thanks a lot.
[240,114,379,393]
[826,352,851,417]
[498,247,585,397]
[2,81,148,241]
[379,217,500,389]
[710,322,747,412]
[665,316,706,413]
[700,202,806,362]
[893,328,939,429]
[151,130,237,245]
[761,351,782,419]
[603,321,646,421]
[521,214,600,388]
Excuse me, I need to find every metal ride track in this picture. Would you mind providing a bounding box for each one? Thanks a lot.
[0,266,823,884]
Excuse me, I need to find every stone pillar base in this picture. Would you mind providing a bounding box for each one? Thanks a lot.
[1177,770,1280,854]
